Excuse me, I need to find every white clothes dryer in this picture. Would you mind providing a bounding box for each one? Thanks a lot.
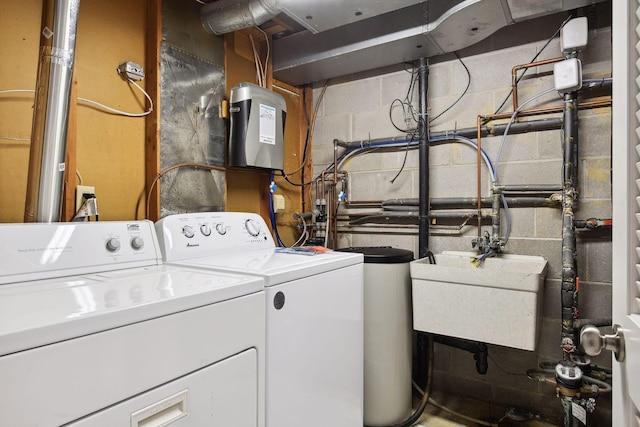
[0,220,265,427]
[155,212,364,427]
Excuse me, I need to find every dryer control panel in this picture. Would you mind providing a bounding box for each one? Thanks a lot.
[156,212,275,262]
[0,220,161,284]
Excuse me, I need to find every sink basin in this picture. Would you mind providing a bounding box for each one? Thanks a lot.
[411,251,548,351]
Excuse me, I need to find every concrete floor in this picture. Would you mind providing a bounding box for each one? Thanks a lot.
[412,391,560,427]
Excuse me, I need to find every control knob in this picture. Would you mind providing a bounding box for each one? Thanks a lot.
[216,223,227,235]
[200,224,212,236]
[182,225,195,238]
[130,236,144,250]
[245,219,261,237]
[106,238,121,252]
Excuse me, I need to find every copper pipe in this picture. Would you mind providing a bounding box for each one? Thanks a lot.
[485,98,611,122]
[512,57,564,110]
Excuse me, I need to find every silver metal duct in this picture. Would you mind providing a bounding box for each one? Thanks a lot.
[24,0,80,222]
[201,0,280,35]
[270,0,607,85]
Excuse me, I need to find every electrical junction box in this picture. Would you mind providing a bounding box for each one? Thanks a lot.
[561,17,588,53]
[117,61,145,81]
[554,58,582,93]
[228,82,287,171]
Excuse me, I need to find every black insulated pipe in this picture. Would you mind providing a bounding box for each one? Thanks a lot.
[431,117,564,140]
[335,117,564,151]
[382,196,561,209]
[560,89,580,356]
[418,57,430,260]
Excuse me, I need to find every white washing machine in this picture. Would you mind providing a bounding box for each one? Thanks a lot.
[0,220,265,427]
[155,212,364,427]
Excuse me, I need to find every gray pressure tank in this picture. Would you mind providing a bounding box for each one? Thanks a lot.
[338,247,414,426]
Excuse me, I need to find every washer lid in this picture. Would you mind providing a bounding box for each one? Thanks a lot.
[0,265,263,356]
[170,248,363,287]
[337,247,414,264]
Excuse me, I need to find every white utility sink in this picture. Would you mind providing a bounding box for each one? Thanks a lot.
[411,251,548,351]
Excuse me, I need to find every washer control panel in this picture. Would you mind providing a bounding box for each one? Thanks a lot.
[155,212,275,262]
[0,220,161,284]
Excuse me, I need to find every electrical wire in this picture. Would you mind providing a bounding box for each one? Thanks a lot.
[1,82,153,118]
[144,162,225,219]
[429,52,471,123]
[389,53,471,135]
[389,138,415,184]
[0,135,29,142]
[493,15,572,115]
[0,89,35,95]
[78,79,153,117]
[388,64,420,134]
[0,90,38,141]
[279,82,329,184]
[249,26,270,88]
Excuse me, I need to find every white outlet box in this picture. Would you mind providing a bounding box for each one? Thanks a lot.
[75,185,95,211]
[273,194,285,212]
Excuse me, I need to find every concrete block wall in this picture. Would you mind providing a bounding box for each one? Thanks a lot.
[313,21,612,425]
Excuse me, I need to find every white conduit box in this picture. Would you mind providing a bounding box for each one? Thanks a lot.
[411,251,548,351]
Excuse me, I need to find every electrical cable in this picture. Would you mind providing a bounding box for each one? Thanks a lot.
[0,135,29,142]
[249,26,270,88]
[279,82,328,182]
[78,79,153,117]
[389,138,415,184]
[1,83,153,117]
[144,162,225,219]
[429,52,471,123]
[493,15,572,115]
[388,64,420,134]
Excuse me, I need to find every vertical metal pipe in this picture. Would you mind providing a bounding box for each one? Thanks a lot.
[560,89,579,357]
[24,0,81,223]
[418,58,430,259]
[476,116,483,239]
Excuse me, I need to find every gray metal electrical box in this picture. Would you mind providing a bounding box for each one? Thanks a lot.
[228,82,287,170]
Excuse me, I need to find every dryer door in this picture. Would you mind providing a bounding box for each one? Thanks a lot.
[69,348,258,427]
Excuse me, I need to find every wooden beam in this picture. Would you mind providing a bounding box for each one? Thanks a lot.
[144,0,162,220]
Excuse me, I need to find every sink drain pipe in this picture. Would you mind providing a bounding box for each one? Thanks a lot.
[413,57,434,427]
[417,57,431,261]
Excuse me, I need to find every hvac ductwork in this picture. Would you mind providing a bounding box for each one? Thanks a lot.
[201,0,281,35]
